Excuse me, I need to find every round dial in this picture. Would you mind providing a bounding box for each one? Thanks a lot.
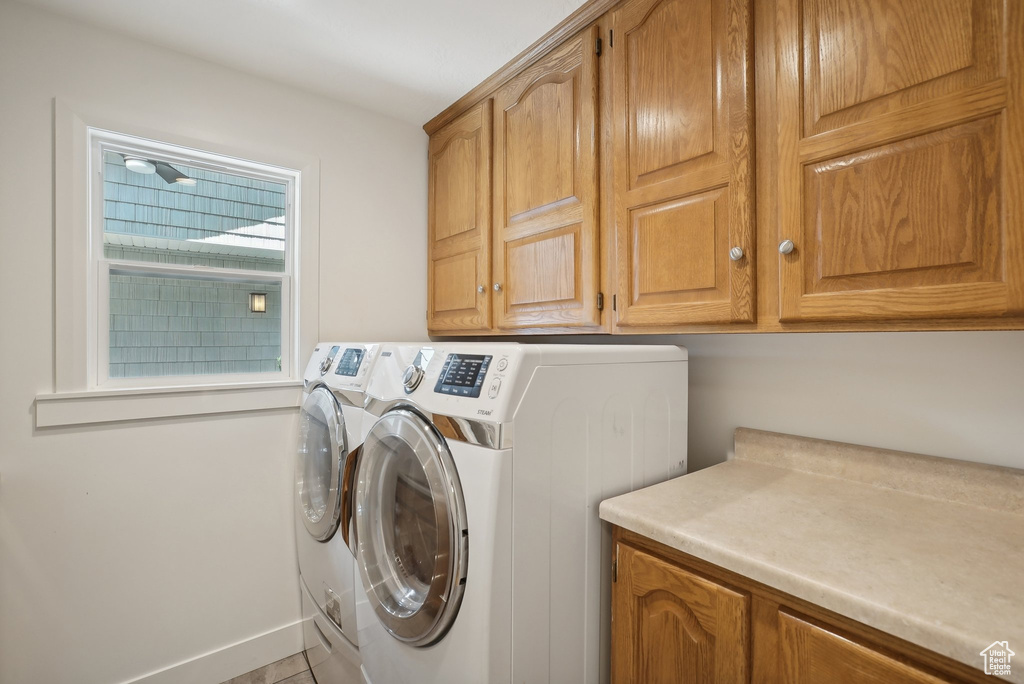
[402,364,425,393]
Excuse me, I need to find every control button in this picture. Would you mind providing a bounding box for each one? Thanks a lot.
[496,358,508,371]
[402,365,425,393]
[488,378,501,399]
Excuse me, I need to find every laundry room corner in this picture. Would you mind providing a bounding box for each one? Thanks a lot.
[0,3,428,683]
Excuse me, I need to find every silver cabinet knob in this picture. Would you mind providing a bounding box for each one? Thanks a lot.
[729,246,744,261]
[493,283,502,292]
[778,239,795,255]
[477,285,485,294]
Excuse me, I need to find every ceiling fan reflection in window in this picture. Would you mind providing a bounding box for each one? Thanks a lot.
[120,154,197,186]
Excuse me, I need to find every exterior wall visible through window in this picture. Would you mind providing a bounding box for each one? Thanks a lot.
[90,130,298,386]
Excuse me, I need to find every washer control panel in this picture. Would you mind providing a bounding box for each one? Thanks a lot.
[334,347,364,377]
[434,354,492,397]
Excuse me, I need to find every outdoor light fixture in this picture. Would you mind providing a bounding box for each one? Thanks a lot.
[123,156,156,174]
[155,161,196,186]
[120,154,196,185]
[249,292,267,314]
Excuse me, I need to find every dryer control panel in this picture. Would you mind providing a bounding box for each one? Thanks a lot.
[434,354,491,397]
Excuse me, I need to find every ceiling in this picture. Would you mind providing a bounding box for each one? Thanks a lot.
[16,0,588,125]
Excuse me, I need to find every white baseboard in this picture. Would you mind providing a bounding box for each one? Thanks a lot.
[119,620,304,684]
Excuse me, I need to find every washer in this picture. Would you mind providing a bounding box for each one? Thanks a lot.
[353,343,688,684]
[296,342,381,683]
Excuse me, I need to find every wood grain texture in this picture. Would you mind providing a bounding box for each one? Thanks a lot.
[492,26,602,331]
[808,118,998,290]
[628,0,714,181]
[505,77,576,218]
[778,611,951,684]
[611,0,755,329]
[614,527,992,684]
[611,541,749,684]
[506,229,577,306]
[633,194,717,296]
[431,252,479,313]
[815,0,973,117]
[427,100,492,333]
[801,0,1002,136]
[774,0,1024,323]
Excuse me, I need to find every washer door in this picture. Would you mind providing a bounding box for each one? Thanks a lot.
[355,408,468,646]
[297,386,348,541]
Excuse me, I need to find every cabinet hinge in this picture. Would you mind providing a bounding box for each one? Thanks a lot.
[597,292,604,311]
[613,544,619,583]
[595,37,603,56]
[612,294,617,311]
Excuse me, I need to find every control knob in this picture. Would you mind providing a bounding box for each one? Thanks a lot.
[402,365,425,393]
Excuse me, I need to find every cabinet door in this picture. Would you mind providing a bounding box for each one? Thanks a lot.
[774,0,1024,322]
[492,26,602,330]
[428,100,492,333]
[776,611,953,684]
[611,0,755,328]
[612,543,749,684]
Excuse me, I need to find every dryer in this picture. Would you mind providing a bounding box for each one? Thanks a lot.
[352,343,688,684]
[296,342,380,683]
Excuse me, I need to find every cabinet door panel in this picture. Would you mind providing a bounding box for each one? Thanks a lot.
[428,101,492,333]
[612,0,755,328]
[612,543,749,684]
[803,0,999,136]
[775,0,1024,322]
[493,27,601,330]
[778,611,951,684]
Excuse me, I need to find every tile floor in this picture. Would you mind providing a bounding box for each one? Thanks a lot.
[219,653,312,684]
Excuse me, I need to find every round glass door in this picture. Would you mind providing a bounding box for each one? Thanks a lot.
[296,386,347,541]
[355,409,468,647]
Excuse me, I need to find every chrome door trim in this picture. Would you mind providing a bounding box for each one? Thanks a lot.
[302,381,366,409]
[297,385,348,542]
[355,409,469,647]
[364,397,509,449]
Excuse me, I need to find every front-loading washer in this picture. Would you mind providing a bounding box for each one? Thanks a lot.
[353,343,688,684]
[296,342,381,683]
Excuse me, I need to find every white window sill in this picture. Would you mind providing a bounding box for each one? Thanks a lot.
[35,380,303,428]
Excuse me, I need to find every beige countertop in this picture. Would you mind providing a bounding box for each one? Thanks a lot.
[599,428,1024,681]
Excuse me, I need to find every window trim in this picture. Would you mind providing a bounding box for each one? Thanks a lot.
[46,98,321,423]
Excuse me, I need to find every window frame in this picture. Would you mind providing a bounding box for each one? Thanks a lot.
[44,99,321,425]
[87,128,299,389]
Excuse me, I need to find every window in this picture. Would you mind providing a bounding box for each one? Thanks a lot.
[88,129,298,387]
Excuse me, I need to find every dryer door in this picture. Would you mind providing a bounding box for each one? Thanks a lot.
[297,386,348,541]
[355,408,468,647]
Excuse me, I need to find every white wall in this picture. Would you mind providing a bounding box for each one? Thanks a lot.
[676,332,1024,472]
[0,3,426,683]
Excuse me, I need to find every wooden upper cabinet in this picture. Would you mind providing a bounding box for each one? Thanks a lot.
[491,26,602,330]
[427,100,492,333]
[611,0,755,328]
[612,543,750,684]
[773,0,1024,322]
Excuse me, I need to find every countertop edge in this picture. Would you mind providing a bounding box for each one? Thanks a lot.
[599,495,994,677]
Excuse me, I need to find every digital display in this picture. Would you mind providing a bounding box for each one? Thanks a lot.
[334,348,364,377]
[434,354,492,397]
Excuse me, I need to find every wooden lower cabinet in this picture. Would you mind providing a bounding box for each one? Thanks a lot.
[611,529,989,684]
[612,542,749,683]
